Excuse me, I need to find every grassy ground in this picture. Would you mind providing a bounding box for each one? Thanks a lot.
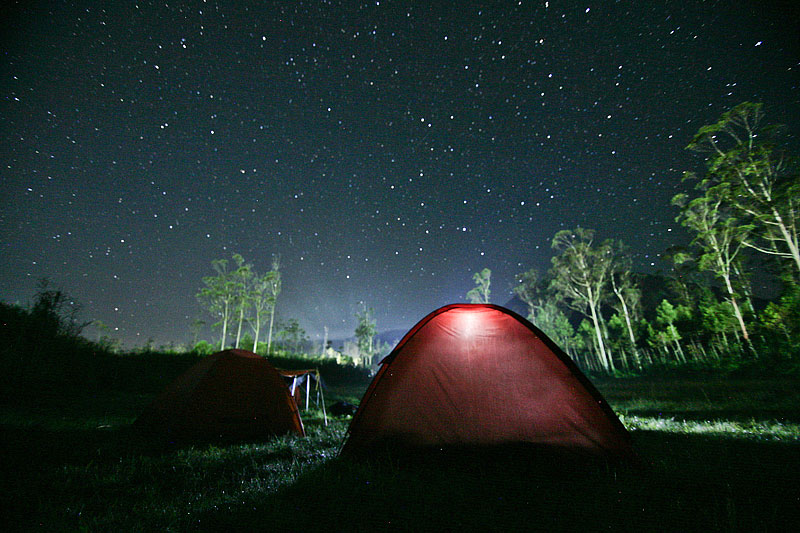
[2,373,799,531]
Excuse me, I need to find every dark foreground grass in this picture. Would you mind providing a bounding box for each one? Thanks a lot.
[2,377,799,531]
[200,434,799,532]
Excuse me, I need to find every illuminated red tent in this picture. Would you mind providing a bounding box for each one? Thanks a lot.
[341,304,634,459]
[135,349,304,440]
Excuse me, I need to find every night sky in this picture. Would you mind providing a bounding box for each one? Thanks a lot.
[2,1,798,347]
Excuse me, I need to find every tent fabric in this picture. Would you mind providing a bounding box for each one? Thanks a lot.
[277,369,317,377]
[135,349,304,440]
[340,304,634,459]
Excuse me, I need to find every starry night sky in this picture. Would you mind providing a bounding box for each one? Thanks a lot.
[2,1,799,347]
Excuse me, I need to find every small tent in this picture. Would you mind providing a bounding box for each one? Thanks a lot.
[135,349,304,441]
[341,304,634,459]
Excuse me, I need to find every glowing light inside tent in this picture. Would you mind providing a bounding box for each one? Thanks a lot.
[454,308,483,338]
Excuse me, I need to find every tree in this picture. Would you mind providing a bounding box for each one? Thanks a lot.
[230,253,253,349]
[266,255,282,354]
[239,332,255,352]
[513,268,577,357]
[686,102,800,280]
[608,241,643,367]
[248,270,278,353]
[549,228,615,372]
[197,258,237,349]
[672,185,754,346]
[92,320,120,352]
[321,325,329,357]
[466,268,491,303]
[536,300,578,357]
[651,299,690,363]
[759,284,800,351]
[577,319,603,371]
[190,318,205,346]
[355,305,377,367]
[32,278,89,339]
[276,318,307,354]
[662,245,703,309]
[514,268,544,319]
[699,298,739,354]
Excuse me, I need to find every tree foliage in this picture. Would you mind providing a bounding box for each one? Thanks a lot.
[231,254,253,349]
[276,318,307,354]
[265,255,282,353]
[608,241,643,368]
[466,268,492,303]
[354,305,377,367]
[196,258,237,349]
[549,227,615,371]
[686,101,800,281]
[672,185,753,343]
[179,103,795,375]
[197,254,282,353]
[513,268,577,356]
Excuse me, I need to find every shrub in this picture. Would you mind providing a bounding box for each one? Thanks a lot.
[192,340,217,355]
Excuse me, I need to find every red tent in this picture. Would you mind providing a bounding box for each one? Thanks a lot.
[135,349,304,440]
[341,304,634,459]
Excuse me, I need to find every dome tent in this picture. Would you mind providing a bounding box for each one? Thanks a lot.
[341,304,634,459]
[135,349,304,441]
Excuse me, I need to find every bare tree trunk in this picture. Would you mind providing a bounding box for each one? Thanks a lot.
[771,207,800,277]
[221,300,230,349]
[589,302,613,372]
[611,276,641,368]
[267,304,276,354]
[672,334,686,363]
[253,309,261,353]
[235,305,244,348]
[620,300,640,367]
[727,290,749,342]
[719,259,751,343]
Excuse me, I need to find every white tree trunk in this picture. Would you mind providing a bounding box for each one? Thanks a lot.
[235,306,244,348]
[220,300,230,349]
[253,308,261,353]
[722,271,749,341]
[772,207,800,277]
[267,305,276,354]
[589,300,613,372]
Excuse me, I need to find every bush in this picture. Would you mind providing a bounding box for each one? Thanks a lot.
[0,298,113,401]
[192,340,217,355]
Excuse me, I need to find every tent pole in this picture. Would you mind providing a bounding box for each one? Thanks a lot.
[305,374,310,410]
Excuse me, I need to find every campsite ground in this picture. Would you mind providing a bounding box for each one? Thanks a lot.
[2,366,799,531]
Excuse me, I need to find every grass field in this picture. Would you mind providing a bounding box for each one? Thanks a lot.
[2,370,799,531]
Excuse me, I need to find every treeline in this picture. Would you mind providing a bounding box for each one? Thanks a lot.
[0,281,204,399]
[470,102,798,374]
[195,103,797,375]
[195,254,384,367]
